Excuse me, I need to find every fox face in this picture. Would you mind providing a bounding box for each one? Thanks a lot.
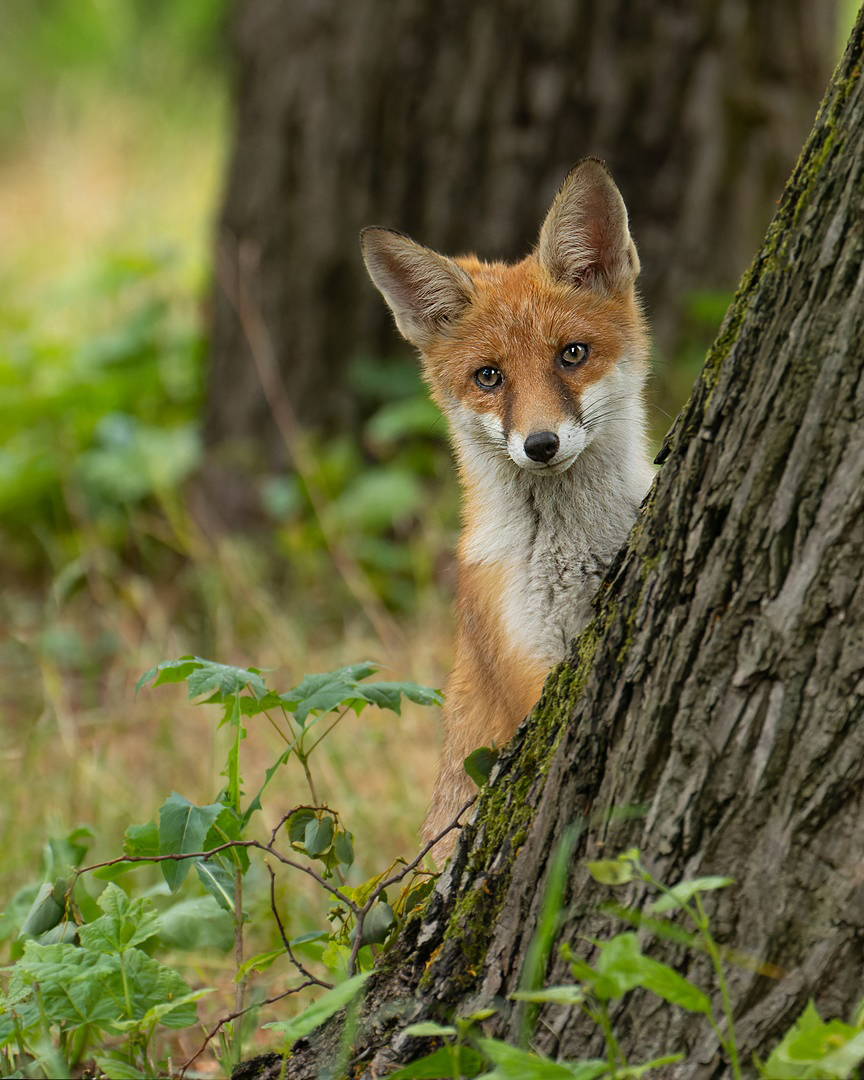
[361,159,647,479]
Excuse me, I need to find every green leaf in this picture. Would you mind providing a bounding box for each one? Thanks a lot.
[762,1000,864,1078]
[204,804,250,873]
[263,972,371,1048]
[281,663,379,725]
[816,1030,864,1076]
[325,467,425,532]
[221,694,245,810]
[584,858,635,886]
[334,830,355,868]
[635,957,711,1014]
[593,933,651,1000]
[135,655,267,700]
[135,656,199,694]
[93,1056,149,1080]
[288,808,317,847]
[158,896,235,952]
[123,821,160,860]
[476,1038,592,1078]
[18,882,66,939]
[195,859,237,913]
[649,876,735,913]
[591,933,710,1014]
[117,988,213,1031]
[158,794,223,892]
[119,947,201,1029]
[13,943,129,1029]
[277,665,442,727]
[243,748,292,825]
[304,815,334,858]
[617,1055,685,1078]
[365,395,443,445]
[517,823,582,1045]
[760,1001,824,1078]
[387,1046,484,1078]
[464,746,499,787]
[235,948,286,982]
[402,1021,457,1037]
[359,902,396,945]
[95,821,160,880]
[186,660,267,701]
[511,986,584,1006]
[78,885,161,955]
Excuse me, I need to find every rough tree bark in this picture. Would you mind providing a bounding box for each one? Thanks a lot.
[204,0,833,513]
[241,8,864,1078]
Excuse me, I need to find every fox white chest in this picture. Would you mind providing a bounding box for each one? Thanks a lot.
[462,445,651,670]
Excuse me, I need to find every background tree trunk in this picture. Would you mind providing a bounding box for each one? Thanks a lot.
[253,8,864,1077]
[203,0,834,521]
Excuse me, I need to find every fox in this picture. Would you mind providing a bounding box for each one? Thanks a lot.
[361,159,654,861]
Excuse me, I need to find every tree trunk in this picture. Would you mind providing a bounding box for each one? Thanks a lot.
[203,0,834,520]
[251,7,864,1077]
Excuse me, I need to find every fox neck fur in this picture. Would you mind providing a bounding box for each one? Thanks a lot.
[452,400,651,672]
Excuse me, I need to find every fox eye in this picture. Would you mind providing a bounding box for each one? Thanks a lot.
[474,366,504,389]
[560,342,590,368]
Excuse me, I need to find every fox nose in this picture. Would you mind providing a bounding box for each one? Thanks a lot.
[523,431,560,463]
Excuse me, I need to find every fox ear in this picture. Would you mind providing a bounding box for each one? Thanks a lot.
[537,159,639,293]
[361,228,475,348]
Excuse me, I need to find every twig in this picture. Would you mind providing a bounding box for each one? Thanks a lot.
[76,838,359,911]
[177,983,315,1079]
[346,795,477,975]
[267,862,333,990]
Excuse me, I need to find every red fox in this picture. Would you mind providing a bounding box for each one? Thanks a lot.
[361,159,653,860]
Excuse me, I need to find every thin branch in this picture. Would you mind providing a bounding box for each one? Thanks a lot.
[177,983,315,1079]
[76,836,359,912]
[267,861,333,990]
[346,795,477,975]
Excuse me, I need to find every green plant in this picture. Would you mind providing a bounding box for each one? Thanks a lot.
[0,656,451,1077]
[390,846,864,1080]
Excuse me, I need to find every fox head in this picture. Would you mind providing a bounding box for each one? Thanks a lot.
[361,159,648,476]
